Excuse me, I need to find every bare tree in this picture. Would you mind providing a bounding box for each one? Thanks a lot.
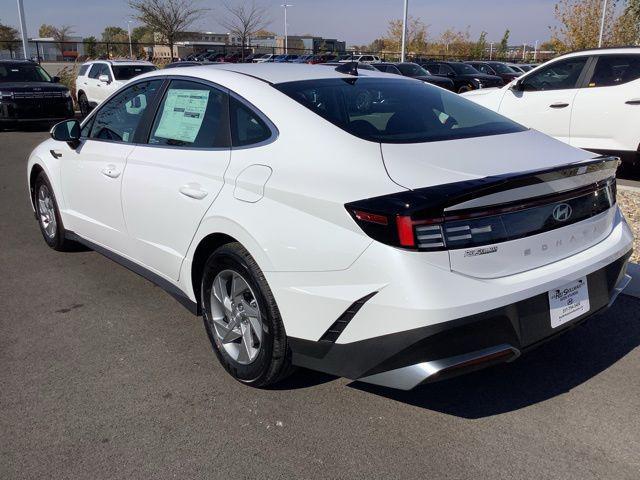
[52,25,74,60]
[219,1,270,61]
[129,0,207,60]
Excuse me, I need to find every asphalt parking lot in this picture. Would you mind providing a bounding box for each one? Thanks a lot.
[2,130,640,480]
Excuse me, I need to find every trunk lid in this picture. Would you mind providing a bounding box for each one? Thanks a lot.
[379,131,619,278]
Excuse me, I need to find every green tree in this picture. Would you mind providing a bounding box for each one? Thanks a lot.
[472,31,488,59]
[498,29,510,59]
[0,21,20,58]
[83,36,98,58]
[38,24,56,37]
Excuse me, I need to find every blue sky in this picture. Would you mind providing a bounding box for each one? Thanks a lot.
[3,0,562,45]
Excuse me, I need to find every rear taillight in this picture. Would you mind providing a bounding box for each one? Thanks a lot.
[346,172,616,252]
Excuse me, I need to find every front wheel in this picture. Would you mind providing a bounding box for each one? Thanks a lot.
[34,171,77,251]
[78,92,91,118]
[201,242,294,387]
[457,84,473,94]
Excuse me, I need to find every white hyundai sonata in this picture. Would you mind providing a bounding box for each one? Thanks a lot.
[27,63,633,390]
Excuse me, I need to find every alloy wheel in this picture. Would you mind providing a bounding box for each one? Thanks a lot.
[209,269,263,365]
[38,184,57,239]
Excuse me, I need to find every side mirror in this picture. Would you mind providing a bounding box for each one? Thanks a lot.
[50,119,81,149]
[511,79,523,91]
[52,76,60,83]
[98,74,110,84]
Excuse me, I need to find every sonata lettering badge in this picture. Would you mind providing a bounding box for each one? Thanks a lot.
[548,276,590,328]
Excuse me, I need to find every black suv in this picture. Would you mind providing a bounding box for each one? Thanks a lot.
[373,62,455,91]
[465,61,522,83]
[421,61,504,93]
[0,60,74,130]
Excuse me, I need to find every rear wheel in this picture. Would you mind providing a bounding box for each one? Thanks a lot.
[34,172,76,251]
[201,242,293,387]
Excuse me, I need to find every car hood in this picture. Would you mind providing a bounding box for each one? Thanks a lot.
[415,75,453,84]
[380,129,596,190]
[460,87,502,97]
[0,82,69,92]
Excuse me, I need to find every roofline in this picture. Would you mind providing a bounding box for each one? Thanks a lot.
[561,45,640,56]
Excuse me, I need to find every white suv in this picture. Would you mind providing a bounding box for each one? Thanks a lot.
[463,48,640,168]
[339,54,381,63]
[75,60,157,116]
[29,64,632,390]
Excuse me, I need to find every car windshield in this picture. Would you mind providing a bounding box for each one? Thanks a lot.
[490,63,516,74]
[450,63,480,75]
[0,64,52,83]
[397,63,430,77]
[276,78,525,144]
[111,65,156,80]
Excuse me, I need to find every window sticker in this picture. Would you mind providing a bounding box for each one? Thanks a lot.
[153,89,210,143]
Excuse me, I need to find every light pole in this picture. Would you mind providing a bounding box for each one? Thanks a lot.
[598,0,608,47]
[127,21,133,59]
[16,0,29,59]
[400,0,409,62]
[281,4,293,54]
[522,43,526,60]
[533,40,538,62]
[489,42,494,60]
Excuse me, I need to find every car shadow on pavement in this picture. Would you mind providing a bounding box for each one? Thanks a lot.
[348,295,640,419]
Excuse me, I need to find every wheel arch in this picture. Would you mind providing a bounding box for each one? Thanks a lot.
[28,163,45,210]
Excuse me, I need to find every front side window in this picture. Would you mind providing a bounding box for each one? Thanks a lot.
[276,78,525,144]
[111,65,157,81]
[0,64,52,83]
[520,57,588,91]
[230,98,272,147]
[88,63,103,79]
[489,63,516,74]
[89,80,162,143]
[474,64,494,75]
[589,55,640,87]
[149,80,229,148]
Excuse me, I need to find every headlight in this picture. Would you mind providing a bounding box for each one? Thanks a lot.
[473,78,484,88]
[0,91,14,100]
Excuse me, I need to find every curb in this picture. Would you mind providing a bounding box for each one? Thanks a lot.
[622,263,640,299]
[617,183,640,193]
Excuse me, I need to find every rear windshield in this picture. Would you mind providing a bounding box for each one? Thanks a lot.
[111,65,156,80]
[275,78,525,144]
[0,64,52,83]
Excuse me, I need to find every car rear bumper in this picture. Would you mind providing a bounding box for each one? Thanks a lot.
[288,250,632,389]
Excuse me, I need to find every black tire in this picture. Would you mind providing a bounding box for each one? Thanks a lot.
[78,92,90,118]
[33,171,77,251]
[201,242,294,387]
[457,84,473,94]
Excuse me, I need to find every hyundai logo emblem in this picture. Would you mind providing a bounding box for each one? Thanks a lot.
[552,203,572,222]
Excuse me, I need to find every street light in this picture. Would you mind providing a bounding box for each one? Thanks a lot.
[400,0,409,62]
[598,0,608,48]
[16,0,29,59]
[281,4,294,55]
[127,21,133,59]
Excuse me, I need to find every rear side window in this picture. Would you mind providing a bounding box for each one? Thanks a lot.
[230,98,273,147]
[276,78,525,144]
[78,64,90,76]
[589,55,640,87]
[149,80,230,149]
[112,65,157,80]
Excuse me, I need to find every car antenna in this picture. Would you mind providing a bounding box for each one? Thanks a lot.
[335,61,358,76]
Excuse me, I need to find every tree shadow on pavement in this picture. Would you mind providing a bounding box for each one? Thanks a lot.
[348,295,640,419]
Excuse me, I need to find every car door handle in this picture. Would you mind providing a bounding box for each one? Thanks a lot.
[179,184,208,200]
[549,102,569,109]
[101,165,121,178]
[50,150,63,159]
[626,99,640,105]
